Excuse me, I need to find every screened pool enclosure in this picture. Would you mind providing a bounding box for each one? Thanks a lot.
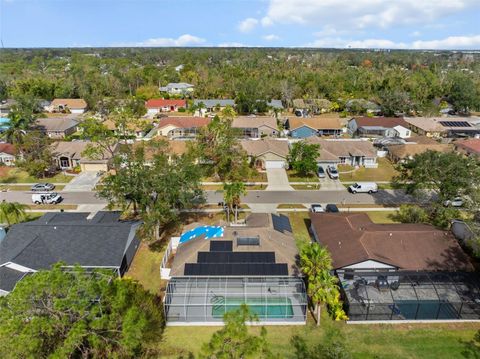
[164,277,307,325]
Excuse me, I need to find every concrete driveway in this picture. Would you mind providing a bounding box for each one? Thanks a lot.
[63,172,101,192]
[319,177,346,191]
[266,168,293,191]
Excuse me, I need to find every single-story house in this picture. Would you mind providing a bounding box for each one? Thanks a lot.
[348,117,411,138]
[48,99,88,114]
[387,142,453,163]
[0,211,141,295]
[404,117,480,138]
[345,99,381,115]
[309,212,479,321]
[232,116,279,138]
[0,99,17,116]
[455,138,480,157]
[146,99,187,115]
[35,116,79,139]
[103,118,153,140]
[193,99,235,113]
[286,117,343,138]
[51,140,117,172]
[240,139,289,169]
[306,138,378,168]
[0,143,16,166]
[159,83,194,95]
[152,116,210,139]
[267,99,284,111]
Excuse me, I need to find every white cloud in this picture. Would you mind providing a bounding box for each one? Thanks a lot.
[218,42,248,47]
[263,34,280,41]
[410,31,422,37]
[116,34,206,47]
[261,16,274,27]
[264,0,478,30]
[238,18,259,33]
[412,35,480,49]
[306,37,407,49]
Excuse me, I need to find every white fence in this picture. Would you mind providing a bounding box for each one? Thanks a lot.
[160,236,180,280]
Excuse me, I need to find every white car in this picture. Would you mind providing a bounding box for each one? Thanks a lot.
[327,165,339,180]
[348,182,378,194]
[443,197,464,207]
[310,204,324,213]
[32,192,62,205]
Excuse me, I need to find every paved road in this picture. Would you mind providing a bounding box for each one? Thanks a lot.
[0,189,417,206]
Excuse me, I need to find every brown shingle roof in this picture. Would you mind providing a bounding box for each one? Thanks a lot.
[240,139,289,158]
[306,138,377,160]
[232,116,277,130]
[51,98,87,109]
[0,143,16,155]
[146,99,186,108]
[35,117,79,132]
[455,138,480,155]
[50,141,115,162]
[353,117,409,128]
[309,213,473,271]
[156,116,210,130]
[289,117,343,131]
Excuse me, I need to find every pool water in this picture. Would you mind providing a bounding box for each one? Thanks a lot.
[394,300,458,320]
[180,225,224,243]
[211,297,294,319]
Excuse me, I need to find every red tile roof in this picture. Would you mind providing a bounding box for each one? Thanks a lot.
[354,117,409,128]
[146,99,187,108]
[0,143,16,155]
[456,138,480,155]
[156,117,211,129]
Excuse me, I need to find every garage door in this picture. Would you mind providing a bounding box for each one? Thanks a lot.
[80,163,108,172]
[265,161,285,169]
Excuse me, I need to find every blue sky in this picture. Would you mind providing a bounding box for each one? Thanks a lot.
[1,0,480,49]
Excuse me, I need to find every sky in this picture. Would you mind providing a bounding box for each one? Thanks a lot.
[1,0,480,49]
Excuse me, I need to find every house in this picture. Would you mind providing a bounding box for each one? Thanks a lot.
[35,116,79,139]
[146,99,187,115]
[0,143,16,166]
[151,117,210,139]
[0,212,141,295]
[404,117,480,138]
[348,117,411,138]
[0,99,16,117]
[193,99,235,113]
[51,140,117,172]
[387,142,453,163]
[306,138,378,168]
[292,99,307,116]
[232,116,279,138]
[286,117,343,138]
[345,99,381,115]
[103,118,153,140]
[455,138,480,157]
[267,99,284,111]
[48,99,88,114]
[159,83,194,95]
[162,213,307,325]
[309,212,479,321]
[240,139,289,169]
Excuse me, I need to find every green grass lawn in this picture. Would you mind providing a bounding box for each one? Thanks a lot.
[291,183,321,190]
[287,170,319,183]
[339,158,399,182]
[0,168,74,184]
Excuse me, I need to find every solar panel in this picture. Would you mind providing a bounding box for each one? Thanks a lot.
[209,241,233,252]
[271,214,292,233]
[439,121,471,128]
[237,236,260,246]
[197,251,276,263]
[184,263,288,276]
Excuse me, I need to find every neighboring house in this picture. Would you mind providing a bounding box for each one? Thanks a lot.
[159,83,194,95]
[35,117,79,139]
[162,213,307,325]
[0,212,141,295]
[267,99,284,111]
[286,117,343,138]
[103,118,152,140]
[232,116,279,138]
[48,99,88,114]
[292,99,307,117]
[404,117,480,138]
[0,99,16,117]
[151,117,210,139]
[306,138,378,168]
[387,142,453,163]
[240,138,289,169]
[309,212,479,321]
[193,99,235,113]
[51,140,117,172]
[345,99,381,115]
[0,143,16,166]
[348,117,411,138]
[146,99,187,115]
[455,138,480,157]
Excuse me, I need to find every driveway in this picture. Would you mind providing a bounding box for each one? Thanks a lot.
[266,168,294,191]
[63,172,101,192]
[319,177,346,191]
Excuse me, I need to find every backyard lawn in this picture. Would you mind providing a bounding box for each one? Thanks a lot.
[0,167,74,184]
[339,158,399,182]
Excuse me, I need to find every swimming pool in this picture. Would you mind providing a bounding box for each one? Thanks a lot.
[211,297,294,319]
[179,225,224,243]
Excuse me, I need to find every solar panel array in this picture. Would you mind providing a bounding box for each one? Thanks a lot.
[439,121,472,128]
[210,241,233,252]
[197,251,275,263]
[237,236,260,246]
[184,263,288,276]
[271,214,292,233]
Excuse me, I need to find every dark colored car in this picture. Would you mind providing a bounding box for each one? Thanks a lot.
[325,204,339,213]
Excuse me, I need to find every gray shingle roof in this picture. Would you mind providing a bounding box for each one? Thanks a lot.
[193,99,235,108]
[0,266,29,292]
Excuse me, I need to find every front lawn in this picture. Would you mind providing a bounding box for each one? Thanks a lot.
[287,170,319,183]
[0,167,74,184]
[339,158,399,182]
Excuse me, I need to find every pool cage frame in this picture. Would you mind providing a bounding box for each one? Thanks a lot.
[164,276,308,325]
[340,270,480,321]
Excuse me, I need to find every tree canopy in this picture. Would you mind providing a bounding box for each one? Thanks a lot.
[288,141,320,177]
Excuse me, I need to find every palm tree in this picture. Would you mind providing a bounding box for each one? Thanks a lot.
[1,111,31,146]
[223,181,246,224]
[0,200,27,226]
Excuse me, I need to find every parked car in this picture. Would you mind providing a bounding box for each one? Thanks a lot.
[31,183,55,192]
[348,182,378,194]
[317,166,326,178]
[32,192,62,204]
[443,197,464,207]
[310,204,324,213]
[325,204,339,213]
[327,165,339,179]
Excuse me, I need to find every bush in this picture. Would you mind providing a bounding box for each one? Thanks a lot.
[178,107,186,112]
[392,205,429,223]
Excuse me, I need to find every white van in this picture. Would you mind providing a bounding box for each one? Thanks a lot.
[348,182,378,194]
[32,192,63,204]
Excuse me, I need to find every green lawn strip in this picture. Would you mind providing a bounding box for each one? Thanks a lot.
[27,204,78,210]
[287,170,318,183]
[338,158,399,182]
[364,210,399,224]
[0,185,66,191]
[291,184,320,190]
[202,184,266,191]
[277,204,306,209]
[0,168,74,184]
[337,204,398,209]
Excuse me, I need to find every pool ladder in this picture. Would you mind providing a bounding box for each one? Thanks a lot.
[210,295,225,311]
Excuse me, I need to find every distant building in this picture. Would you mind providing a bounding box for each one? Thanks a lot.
[0,99,17,117]
[232,116,278,138]
[146,99,187,114]
[0,143,17,166]
[35,116,79,139]
[286,117,343,138]
[193,99,235,113]
[159,83,194,95]
[348,117,411,138]
[404,117,480,138]
[151,116,210,139]
[48,99,88,114]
